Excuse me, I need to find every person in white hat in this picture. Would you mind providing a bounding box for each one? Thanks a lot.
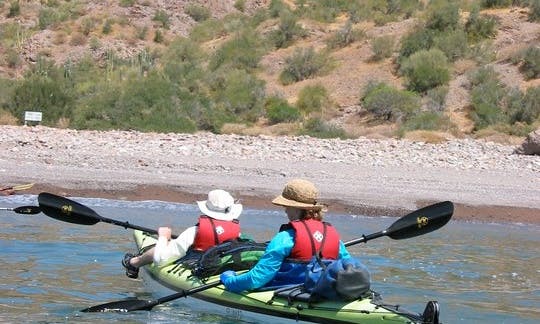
[122,189,243,279]
[220,179,351,292]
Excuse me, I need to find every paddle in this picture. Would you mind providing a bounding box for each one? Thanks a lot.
[37,192,177,238]
[0,206,41,214]
[1,183,34,192]
[81,280,221,312]
[81,200,453,313]
[344,200,453,247]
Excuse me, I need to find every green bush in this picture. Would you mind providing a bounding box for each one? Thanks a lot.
[361,81,421,121]
[7,0,20,18]
[8,58,74,125]
[469,67,507,129]
[209,31,264,71]
[279,47,331,85]
[530,0,540,22]
[234,0,246,12]
[507,86,540,124]
[433,29,469,62]
[265,96,301,124]
[185,4,211,22]
[425,0,460,32]
[518,46,540,80]
[480,0,512,8]
[299,117,348,139]
[371,35,395,61]
[153,9,170,29]
[38,7,61,30]
[119,0,135,7]
[208,67,266,123]
[401,111,450,131]
[189,18,226,42]
[326,20,364,50]
[400,48,450,93]
[425,85,448,113]
[397,27,434,65]
[296,84,330,116]
[465,6,498,42]
[102,18,113,34]
[269,10,305,49]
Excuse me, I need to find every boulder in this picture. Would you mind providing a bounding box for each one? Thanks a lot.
[514,128,540,155]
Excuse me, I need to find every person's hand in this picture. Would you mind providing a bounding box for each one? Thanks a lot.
[158,227,172,240]
[220,270,237,289]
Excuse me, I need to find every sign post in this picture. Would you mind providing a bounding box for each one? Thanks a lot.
[24,111,42,126]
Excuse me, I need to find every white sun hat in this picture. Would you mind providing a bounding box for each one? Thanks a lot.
[197,189,243,221]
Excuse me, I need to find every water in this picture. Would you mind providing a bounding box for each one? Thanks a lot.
[1,195,538,323]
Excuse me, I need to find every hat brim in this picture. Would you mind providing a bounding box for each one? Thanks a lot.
[197,200,242,221]
[272,195,323,211]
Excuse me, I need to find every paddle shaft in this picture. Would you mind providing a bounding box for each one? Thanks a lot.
[0,206,41,214]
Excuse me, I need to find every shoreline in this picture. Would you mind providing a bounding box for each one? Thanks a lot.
[20,182,540,225]
[1,125,539,225]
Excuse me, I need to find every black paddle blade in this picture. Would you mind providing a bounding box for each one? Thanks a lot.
[38,192,101,225]
[14,206,41,214]
[81,298,157,312]
[386,201,453,240]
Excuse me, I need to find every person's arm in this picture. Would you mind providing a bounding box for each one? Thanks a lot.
[221,231,294,292]
[338,240,351,259]
[153,226,197,265]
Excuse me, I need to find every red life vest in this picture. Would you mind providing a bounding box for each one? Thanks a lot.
[192,215,240,252]
[288,219,340,261]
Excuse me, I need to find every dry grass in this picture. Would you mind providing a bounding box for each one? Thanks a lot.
[0,110,18,125]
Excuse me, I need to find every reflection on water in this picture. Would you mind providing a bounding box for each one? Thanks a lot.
[0,195,538,323]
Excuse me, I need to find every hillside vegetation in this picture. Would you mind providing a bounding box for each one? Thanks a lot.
[0,0,539,143]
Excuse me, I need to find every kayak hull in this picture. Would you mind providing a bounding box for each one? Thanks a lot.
[134,230,428,324]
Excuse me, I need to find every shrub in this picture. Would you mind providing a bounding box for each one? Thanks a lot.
[265,96,301,124]
[433,29,469,62]
[279,47,331,85]
[234,0,246,12]
[296,84,330,116]
[371,35,395,61]
[269,10,306,49]
[326,20,364,50]
[480,0,512,8]
[189,18,226,42]
[185,4,211,22]
[530,0,540,22]
[208,67,266,123]
[299,118,348,139]
[209,31,264,71]
[469,67,507,129]
[397,27,434,65]
[38,7,60,30]
[7,0,20,18]
[154,28,163,43]
[425,0,460,32]
[102,18,113,34]
[400,48,450,93]
[507,86,540,124]
[425,85,448,113]
[153,9,170,29]
[401,111,450,131]
[517,46,540,80]
[361,81,421,121]
[119,0,135,7]
[8,58,74,125]
[465,6,498,43]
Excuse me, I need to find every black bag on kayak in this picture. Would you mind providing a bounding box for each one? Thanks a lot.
[188,238,267,279]
[304,256,371,301]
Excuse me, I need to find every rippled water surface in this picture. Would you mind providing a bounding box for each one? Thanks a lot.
[1,195,538,323]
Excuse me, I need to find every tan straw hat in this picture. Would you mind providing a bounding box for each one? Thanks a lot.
[272,179,323,210]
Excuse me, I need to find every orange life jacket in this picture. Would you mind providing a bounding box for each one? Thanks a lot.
[192,215,240,252]
[288,219,340,261]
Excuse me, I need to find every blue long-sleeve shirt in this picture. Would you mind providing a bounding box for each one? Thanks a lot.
[223,229,351,292]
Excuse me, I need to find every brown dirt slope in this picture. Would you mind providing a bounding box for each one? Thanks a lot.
[0,2,538,138]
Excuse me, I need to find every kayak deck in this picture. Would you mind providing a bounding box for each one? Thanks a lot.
[134,230,431,324]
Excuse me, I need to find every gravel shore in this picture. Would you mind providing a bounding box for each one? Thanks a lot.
[1,125,539,224]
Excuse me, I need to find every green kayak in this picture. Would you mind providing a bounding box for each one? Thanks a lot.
[133,230,440,324]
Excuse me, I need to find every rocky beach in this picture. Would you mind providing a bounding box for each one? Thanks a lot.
[1,125,539,224]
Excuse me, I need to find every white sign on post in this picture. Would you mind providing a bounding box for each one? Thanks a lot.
[24,111,42,125]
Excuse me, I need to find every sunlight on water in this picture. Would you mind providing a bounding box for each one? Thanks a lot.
[0,195,538,323]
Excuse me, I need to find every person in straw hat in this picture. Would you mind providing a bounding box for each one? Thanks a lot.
[122,189,243,279]
[220,179,351,292]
